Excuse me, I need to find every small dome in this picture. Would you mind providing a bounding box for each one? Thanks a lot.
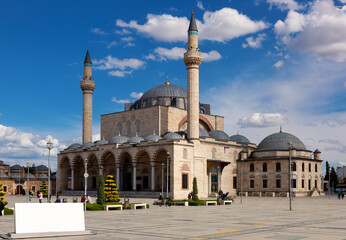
[209,130,230,141]
[229,134,251,144]
[0,173,8,178]
[10,173,22,179]
[163,132,183,140]
[35,165,48,171]
[38,174,48,179]
[82,142,95,148]
[10,164,24,171]
[145,134,162,142]
[24,173,36,179]
[258,132,306,151]
[127,136,144,143]
[109,135,129,144]
[94,139,109,146]
[68,143,82,149]
[314,149,321,153]
[199,128,210,138]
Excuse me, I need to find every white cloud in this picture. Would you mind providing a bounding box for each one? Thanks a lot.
[0,113,2,116]
[344,81,346,88]
[109,70,133,77]
[274,0,346,62]
[340,0,346,3]
[130,92,143,99]
[115,29,131,35]
[94,56,145,74]
[148,47,221,62]
[201,50,222,62]
[197,1,205,10]
[237,113,287,128]
[116,8,268,42]
[267,0,304,11]
[111,97,130,104]
[274,60,284,68]
[0,124,67,170]
[242,33,266,48]
[121,36,135,47]
[106,41,117,48]
[91,28,108,35]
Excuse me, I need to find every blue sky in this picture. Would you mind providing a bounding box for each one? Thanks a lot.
[0,0,346,172]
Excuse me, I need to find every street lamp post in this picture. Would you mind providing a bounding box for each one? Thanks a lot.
[166,152,170,199]
[84,159,88,211]
[27,161,29,201]
[328,167,331,198]
[161,162,164,197]
[47,139,53,203]
[288,140,293,211]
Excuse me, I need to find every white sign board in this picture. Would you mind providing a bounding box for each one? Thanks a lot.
[15,203,85,234]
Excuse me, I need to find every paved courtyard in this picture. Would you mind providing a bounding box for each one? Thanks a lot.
[0,195,345,239]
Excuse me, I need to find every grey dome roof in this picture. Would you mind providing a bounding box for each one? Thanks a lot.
[141,84,187,99]
[38,174,48,179]
[68,143,82,149]
[10,164,24,170]
[127,136,144,143]
[257,132,306,151]
[229,134,251,144]
[199,128,210,138]
[82,142,95,148]
[35,165,48,171]
[209,130,230,141]
[144,134,162,142]
[109,135,129,144]
[163,132,183,140]
[25,173,36,179]
[0,173,8,178]
[10,173,22,179]
[94,139,109,146]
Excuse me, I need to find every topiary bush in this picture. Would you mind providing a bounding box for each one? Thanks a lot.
[39,181,48,198]
[192,177,199,201]
[0,182,7,205]
[97,175,106,205]
[104,175,120,202]
[86,203,103,211]
[188,200,205,206]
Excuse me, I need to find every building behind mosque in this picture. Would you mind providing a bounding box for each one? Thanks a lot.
[57,13,323,199]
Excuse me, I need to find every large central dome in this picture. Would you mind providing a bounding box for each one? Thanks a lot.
[130,83,187,110]
[141,84,187,99]
[257,131,307,151]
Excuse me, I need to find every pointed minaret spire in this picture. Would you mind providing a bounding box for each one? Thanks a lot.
[165,74,170,85]
[84,49,92,64]
[188,10,198,32]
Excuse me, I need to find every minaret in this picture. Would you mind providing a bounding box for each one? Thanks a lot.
[80,50,95,144]
[184,11,202,140]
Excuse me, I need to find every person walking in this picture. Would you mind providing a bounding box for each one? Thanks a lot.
[38,191,43,203]
[29,190,33,201]
[0,199,4,216]
[55,192,61,203]
[337,189,341,199]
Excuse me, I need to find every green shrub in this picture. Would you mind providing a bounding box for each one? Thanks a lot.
[86,203,103,211]
[192,177,199,201]
[188,200,204,206]
[97,175,106,205]
[4,208,14,215]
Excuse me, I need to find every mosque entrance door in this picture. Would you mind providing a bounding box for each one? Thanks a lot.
[211,174,218,193]
[122,158,132,191]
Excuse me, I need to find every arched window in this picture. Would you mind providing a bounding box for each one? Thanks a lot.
[250,164,254,172]
[135,120,140,134]
[212,148,216,159]
[309,163,311,172]
[263,163,267,172]
[183,149,187,159]
[117,123,122,135]
[315,164,317,172]
[276,163,281,172]
[302,162,305,172]
[292,162,296,171]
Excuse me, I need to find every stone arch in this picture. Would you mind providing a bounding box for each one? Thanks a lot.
[118,151,133,191]
[126,121,131,137]
[134,149,151,162]
[212,148,216,159]
[153,147,170,193]
[102,150,116,180]
[100,150,116,165]
[87,153,99,191]
[135,149,151,191]
[183,148,188,159]
[60,157,71,191]
[117,122,122,135]
[73,155,85,191]
[178,115,214,132]
[135,119,140,135]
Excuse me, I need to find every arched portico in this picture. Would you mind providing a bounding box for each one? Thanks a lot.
[87,153,99,191]
[153,148,170,193]
[119,152,133,191]
[135,150,151,191]
[60,157,71,191]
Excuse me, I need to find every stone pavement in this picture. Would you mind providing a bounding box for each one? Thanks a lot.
[0,195,345,239]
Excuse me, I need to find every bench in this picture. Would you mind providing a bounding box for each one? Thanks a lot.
[130,203,146,210]
[220,200,233,205]
[204,201,217,206]
[104,205,123,211]
[173,201,189,206]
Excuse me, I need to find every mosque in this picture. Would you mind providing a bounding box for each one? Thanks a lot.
[56,13,323,199]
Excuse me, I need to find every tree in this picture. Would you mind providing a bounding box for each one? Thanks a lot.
[0,182,7,205]
[325,161,330,181]
[192,177,198,201]
[97,175,106,205]
[330,167,339,189]
[104,175,120,202]
[39,181,48,197]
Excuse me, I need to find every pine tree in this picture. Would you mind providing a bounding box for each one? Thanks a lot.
[325,161,330,181]
[97,175,106,205]
[330,167,339,189]
[192,177,198,201]
[39,181,48,197]
[104,175,120,202]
